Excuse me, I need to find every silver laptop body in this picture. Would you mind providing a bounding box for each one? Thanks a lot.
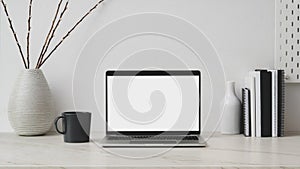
[102,70,206,147]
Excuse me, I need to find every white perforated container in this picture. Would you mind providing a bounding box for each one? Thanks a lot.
[276,0,300,83]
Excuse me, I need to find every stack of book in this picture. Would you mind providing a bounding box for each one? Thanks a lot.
[242,69,285,137]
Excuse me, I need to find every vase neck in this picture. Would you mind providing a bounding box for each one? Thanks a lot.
[225,81,236,97]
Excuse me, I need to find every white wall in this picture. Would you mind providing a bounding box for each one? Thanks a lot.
[1,0,298,132]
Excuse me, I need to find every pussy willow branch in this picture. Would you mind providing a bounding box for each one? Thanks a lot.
[26,0,33,68]
[38,0,105,68]
[39,1,69,66]
[1,0,28,69]
[36,0,64,69]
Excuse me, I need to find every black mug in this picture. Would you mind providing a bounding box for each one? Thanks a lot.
[54,112,91,143]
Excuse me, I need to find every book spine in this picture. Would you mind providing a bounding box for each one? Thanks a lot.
[278,70,285,137]
[242,88,250,137]
[249,72,256,137]
[259,70,272,137]
[254,72,261,137]
[271,70,278,137]
[242,88,246,136]
[248,89,251,136]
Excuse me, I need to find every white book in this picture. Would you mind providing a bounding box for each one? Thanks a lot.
[248,72,257,137]
[271,70,278,137]
[254,71,261,137]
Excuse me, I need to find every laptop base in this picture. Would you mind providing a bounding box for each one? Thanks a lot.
[101,135,206,147]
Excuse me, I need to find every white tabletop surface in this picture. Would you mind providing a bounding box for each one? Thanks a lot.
[1,132,300,168]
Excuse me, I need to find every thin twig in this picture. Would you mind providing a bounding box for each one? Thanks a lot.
[39,1,69,65]
[1,0,28,69]
[35,0,64,69]
[26,0,33,69]
[38,0,105,68]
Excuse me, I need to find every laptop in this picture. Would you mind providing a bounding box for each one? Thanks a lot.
[101,70,206,147]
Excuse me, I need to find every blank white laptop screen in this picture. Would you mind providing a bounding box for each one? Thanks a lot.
[107,74,200,132]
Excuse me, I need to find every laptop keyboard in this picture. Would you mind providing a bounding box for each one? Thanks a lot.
[107,135,199,141]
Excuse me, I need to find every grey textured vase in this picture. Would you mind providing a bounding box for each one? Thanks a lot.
[8,69,54,136]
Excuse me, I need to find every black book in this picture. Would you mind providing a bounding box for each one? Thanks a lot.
[256,70,272,137]
[277,70,285,137]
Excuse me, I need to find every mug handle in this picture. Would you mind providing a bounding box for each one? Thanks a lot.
[54,116,65,134]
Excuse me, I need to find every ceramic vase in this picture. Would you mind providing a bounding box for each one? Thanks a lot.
[8,69,54,136]
[221,81,241,134]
